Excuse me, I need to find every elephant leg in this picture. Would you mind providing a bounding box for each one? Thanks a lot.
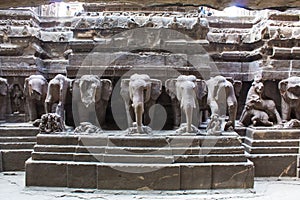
[134,102,144,133]
[208,100,219,116]
[124,102,133,128]
[28,100,37,121]
[227,101,237,129]
[185,105,193,133]
[172,99,181,128]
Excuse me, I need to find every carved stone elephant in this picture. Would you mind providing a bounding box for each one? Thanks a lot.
[240,78,281,126]
[206,76,238,130]
[0,77,11,120]
[279,76,300,121]
[24,75,48,121]
[120,74,162,134]
[45,74,74,127]
[72,75,112,127]
[165,75,207,133]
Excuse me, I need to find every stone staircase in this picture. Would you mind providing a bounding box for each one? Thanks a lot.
[26,131,254,190]
[0,123,39,171]
[243,127,300,177]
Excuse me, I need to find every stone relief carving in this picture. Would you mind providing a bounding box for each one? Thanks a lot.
[120,74,162,134]
[279,76,300,122]
[72,75,112,127]
[45,74,73,127]
[165,75,207,134]
[24,75,48,122]
[38,113,64,133]
[74,122,103,134]
[10,83,24,114]
[239,78,282,127]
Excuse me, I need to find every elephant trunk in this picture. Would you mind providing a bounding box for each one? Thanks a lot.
[185,104,193,133]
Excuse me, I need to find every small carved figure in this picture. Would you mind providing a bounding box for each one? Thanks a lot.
[120,74,162,134]
[206,114,222,135]
[10,84,24,113]
[24,75,48,121]
[74,122,103,134]
[279,76,300,121]
[39,113,64,133]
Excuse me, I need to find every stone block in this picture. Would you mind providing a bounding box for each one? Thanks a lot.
[248,155,297,177]
[246,128,300,140]
[34,145,76,153]
[212,163,254,189]
[103,155,174,164]
[2,150,32,171]
[107,137,169,148]
[32,152,74,161]
[68,164,97,188]
[97,165,180,190]
[180,164,212,189]
[37,134,79,145]
[26,160,67,187]
[73,153,103,162]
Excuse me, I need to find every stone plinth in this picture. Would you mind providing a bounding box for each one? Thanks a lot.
[0,123,39,171]
[243,128,300,177]
[26,131,254,190]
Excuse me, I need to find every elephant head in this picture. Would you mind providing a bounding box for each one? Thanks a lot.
[165,75,207,133]
[279,76,300,101]
[24,75,48,121]
[73,75,112,126]
[24,75,48,101]
[279,76,300,120]
[120,73,162,134]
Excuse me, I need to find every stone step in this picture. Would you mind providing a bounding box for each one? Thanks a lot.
[244,138,299,147]
[245,153,298,177]
[25,159,254,189]
[174,154,247,163]
[246,129,300,140]
[31,151,247,164]
[1,149,33,171]
[37,134,242,148]
[243,143,299,154]
[0,142,36,149]
[0,136,36,143]
[33,145,245,155]
[0,127,39,137]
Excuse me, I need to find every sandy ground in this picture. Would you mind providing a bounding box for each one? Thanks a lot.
[0,172,300,200]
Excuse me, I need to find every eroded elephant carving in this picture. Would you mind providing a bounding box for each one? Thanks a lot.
[240,78,281,126]
[0,77,11,120]
[24,75,48,121]
[165,75,207,134]
[72,75,112,127]
[206,76,238,131]
[45,74,74,128]
[120,74,162,134]
[279,76,300,121]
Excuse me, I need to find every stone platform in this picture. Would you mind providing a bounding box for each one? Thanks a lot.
[0,123,39,171]
[243,128,300,177]
[25,131,254,190]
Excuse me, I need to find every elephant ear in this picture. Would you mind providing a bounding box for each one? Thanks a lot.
[101,79,112,101]
[120,79,130,103]
[150,79,162,101]
[165,79,177,99]
[195,79,207,99]
[233,80,242,98]
[279,79,288,96]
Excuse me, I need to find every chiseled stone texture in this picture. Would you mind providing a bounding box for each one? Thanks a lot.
[1,0,300,10]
